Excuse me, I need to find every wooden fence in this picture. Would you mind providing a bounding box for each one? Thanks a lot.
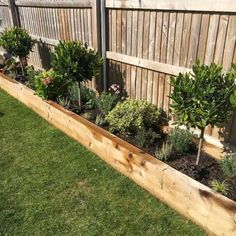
[0,0,101,89]
[0,0,236,147]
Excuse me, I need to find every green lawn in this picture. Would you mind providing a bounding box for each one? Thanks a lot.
[0,89,205,235]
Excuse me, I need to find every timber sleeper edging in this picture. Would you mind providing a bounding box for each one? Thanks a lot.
[0,73,236,236]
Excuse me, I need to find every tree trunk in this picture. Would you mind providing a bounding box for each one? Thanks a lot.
[196,127,205,165]
[77,81,81,107]
[19,59,25,76]
[19,56,27,76]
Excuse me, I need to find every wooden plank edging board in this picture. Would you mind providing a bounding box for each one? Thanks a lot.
[0,73,236,236]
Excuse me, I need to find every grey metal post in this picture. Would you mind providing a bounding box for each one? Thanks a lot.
[100,0,107,91]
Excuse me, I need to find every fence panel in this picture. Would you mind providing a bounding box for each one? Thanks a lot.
[105,0,236,146]
[0,0,236,146]
[13,0,100,89]
[0,1,13,33]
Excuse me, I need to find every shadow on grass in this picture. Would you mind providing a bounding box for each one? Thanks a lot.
[0,112,4,117]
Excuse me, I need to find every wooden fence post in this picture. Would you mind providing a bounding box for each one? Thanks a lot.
[8,0,20,27]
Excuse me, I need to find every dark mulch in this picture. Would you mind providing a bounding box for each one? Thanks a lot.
[168,154,236,201]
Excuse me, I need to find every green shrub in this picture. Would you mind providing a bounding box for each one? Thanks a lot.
[211,179,229,195]
[95,114,107,127]
[170,61,236,165]
[82,112,95,120]
[0,27,35,74]
[106,99,163,135]
[135,129,160,148]
[155,143,173,161]
[2,57,20,76]
[68,83,96,109]
[167,127,195,154]
[81,86,97,109]
[51,41,103,106]
[35,69,72,100]
[96,92,119,115]
[219,153,236,178]
[25,66,42,89]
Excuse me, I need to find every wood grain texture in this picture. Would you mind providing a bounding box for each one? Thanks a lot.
[1,73,236,236]
[105,0,236,12]
[106,51,191,75]
[1,0,236,148]
[106,6,236,146]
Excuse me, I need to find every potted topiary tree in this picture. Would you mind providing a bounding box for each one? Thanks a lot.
[0,27,35,75]
[51,41,103,106]
[170,61,236,165]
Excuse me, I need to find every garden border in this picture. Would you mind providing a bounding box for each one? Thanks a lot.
[0,73,236,236]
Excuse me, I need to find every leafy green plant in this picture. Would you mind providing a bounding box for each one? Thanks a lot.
[135,129,160,148]
[68,82,80,102]
[51,41,103,106]
[82,112,95,120]
[155,143,173,161]
[95,114,107,127]
[25,66,42,89]
[96,91,119,115]
[70,102,82,114]
[35,69,72,100]
[81,86,97,109]
[170,61,236,165]
[68,83,96,109]
[56,96,71,109]
[2,57,20,76]
[106,99,163,135]
[230,89,236,107]
[211,179,229,195]
[0,27,35,75]
[167,127,195,154]
[219,153,236,178]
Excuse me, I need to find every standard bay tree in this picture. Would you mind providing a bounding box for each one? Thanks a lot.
[51,41,103,106]
[0,27,35,75]
[170,61,236,165]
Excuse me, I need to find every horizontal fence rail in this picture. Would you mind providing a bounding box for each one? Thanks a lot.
[105,0,236,12]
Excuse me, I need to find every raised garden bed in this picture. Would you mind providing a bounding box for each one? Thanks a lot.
[0,73,236,236]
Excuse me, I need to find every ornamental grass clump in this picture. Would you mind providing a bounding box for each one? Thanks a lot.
[167,127,195,154]
[0,27,35,75]
[96,91,120,115]
[170,61,236,165]
[219,153,236,178]
[51,41,103,106]
[155,143,173,161]
[106,99,163,135]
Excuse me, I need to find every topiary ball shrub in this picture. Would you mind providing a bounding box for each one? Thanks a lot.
[0,27,35,74]
[170,61,236,165]
[106,99,163,135]
[51,41,103,106]
[35,69,72,100]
